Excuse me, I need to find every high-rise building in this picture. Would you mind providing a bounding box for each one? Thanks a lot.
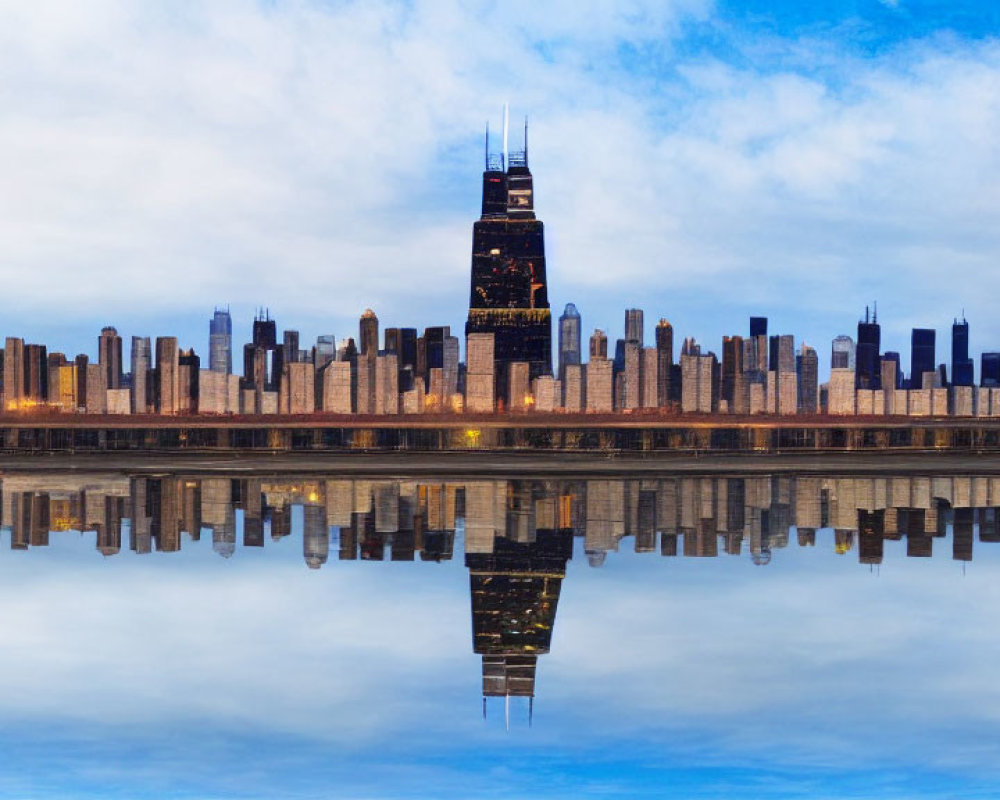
[558,303,581,380]
[624,308,644,346]
[856,306,881,390]
[721,336,743,411]
[952,316,974,387]
[3,337,24,410]
[750,317,767,338]
[465,116,551,397]
[982,352,1000,387]
[24,344,48,403]
[655,319,673,408]
[98,326,123,389]
[178,349,200,413]
[282,330,300,365]
[796,344,818,413]
[209,308,232,374]
[243,311,283,397]
[881,351,901,391]
[359,309,379,358]
[589,329,608,360]
[131,336,151,414]
[831,335,855,370]
[911,328,936,387]
[154,336,179,414]
[314,335,337,371]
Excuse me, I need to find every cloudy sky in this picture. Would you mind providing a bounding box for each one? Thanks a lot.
[3,1,1000,375]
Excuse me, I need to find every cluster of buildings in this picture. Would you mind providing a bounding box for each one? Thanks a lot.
[6,131,1000,419]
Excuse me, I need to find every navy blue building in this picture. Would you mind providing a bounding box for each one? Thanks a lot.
[952,317,974,387]
[855,307,881,390]
[911,328,936,388]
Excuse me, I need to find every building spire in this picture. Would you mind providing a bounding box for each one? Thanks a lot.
[524,116,529,168]
[484,121,490,171]
[502,102,509,172]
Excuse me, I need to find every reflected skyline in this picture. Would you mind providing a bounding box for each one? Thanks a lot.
[5,471,1000,567]
[5,469,1000,717]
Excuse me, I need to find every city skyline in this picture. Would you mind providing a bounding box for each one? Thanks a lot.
[4,4,1000,371]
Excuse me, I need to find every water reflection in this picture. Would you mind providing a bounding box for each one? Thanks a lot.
[5,472,998,565]
[4,470,1000,719]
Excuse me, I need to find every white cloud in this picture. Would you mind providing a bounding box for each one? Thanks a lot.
[0,1,998,368]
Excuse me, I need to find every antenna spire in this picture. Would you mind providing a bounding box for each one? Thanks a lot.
[524,115,529,167]
[485,122,490,171]
[502,102,509,172]
[505,693,510,732]
[873,300,877,324]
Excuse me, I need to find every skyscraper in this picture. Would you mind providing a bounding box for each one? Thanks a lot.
[558,303,581,380]
[796,344,818,413]
[209,308,232,374]
[982,352,1000,387]
[130,336,151,413]
[855,306,881,390]
[589,329,608,360]
[655,319,673,408]
[624,308,644,346]
[952,316,974,387]
[98,326,122,389]
[831,335,855,370]
[359,309,379,358]
[465,115,552,397]
[911,328,936,387]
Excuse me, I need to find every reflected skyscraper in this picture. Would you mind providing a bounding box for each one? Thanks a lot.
[466,526,572,715]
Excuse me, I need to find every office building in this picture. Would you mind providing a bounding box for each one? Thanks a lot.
[911,328,936,388]
[797,344,818,414]
[154,336,179,415]
[831,335,855,370]
[131,336,151,414]
[952,316,974,387]
[655,319,673,408]
[465,117,552,398]
[856,306,880,390]
[624,308,643,345]
[558,303,581,380]
[209,307,232,374]
[98,326,123,389]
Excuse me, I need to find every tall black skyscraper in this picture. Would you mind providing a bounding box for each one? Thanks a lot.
[911,328,936,387]
[855,306,881,390]
[952,316,974,387]
[466,114,551,395]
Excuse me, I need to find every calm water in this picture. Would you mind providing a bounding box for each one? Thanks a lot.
[2,470,1000,799]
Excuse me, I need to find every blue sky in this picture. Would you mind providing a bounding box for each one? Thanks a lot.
[3,1,1000,376]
